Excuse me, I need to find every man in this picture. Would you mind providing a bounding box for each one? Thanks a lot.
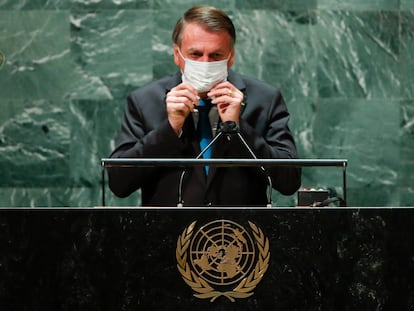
[108,5,301,207]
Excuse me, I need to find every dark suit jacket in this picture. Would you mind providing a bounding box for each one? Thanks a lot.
[108,70,301,206]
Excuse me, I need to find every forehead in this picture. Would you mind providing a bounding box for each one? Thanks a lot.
[180,22,232,52]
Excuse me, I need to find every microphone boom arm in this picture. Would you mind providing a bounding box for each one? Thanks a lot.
[178,121,273,207]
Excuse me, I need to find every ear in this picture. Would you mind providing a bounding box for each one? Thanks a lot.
[227,48,235,68]
[173,44,181,66]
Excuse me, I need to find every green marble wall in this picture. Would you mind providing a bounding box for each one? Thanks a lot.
[0,0,413,207]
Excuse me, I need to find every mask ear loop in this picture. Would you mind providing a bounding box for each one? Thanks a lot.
[177,47,186,61]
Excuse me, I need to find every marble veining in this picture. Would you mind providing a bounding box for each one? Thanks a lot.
[0,1,413,207]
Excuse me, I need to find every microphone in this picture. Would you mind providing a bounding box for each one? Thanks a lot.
[177,121,273,208]
[220,120,239,134]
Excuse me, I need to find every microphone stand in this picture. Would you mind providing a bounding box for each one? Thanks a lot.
[177,129,225,207]
[177,121,273,208]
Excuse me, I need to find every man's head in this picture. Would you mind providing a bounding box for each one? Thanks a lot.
[172,6,236,70]
[172,5,236,49]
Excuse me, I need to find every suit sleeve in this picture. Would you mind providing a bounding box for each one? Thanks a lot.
[108,93,185,198]
[238,89,301,195]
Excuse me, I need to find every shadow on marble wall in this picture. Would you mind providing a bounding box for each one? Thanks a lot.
[0,0,413,207]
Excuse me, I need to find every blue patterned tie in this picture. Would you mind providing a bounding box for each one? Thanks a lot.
[197,99,212,173]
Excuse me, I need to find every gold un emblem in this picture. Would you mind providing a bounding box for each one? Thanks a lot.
[176,220,270,302]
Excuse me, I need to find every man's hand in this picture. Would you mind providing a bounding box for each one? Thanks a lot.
[166,84,198,135]
[207,81,243,124]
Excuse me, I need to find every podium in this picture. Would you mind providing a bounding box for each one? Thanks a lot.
[1,207,413,310]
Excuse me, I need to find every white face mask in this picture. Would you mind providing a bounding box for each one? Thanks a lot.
[178,48,230,93]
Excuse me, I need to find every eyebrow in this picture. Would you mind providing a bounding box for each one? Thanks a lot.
[186,48,226,56]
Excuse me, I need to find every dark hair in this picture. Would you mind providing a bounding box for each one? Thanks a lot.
[172,6,236,48]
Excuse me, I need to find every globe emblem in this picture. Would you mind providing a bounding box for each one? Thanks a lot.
[189,220,256,286]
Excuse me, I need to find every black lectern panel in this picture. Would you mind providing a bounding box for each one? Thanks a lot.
[0,208,413,310]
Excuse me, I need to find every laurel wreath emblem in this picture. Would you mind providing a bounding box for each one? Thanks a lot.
[176,221,270,302]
